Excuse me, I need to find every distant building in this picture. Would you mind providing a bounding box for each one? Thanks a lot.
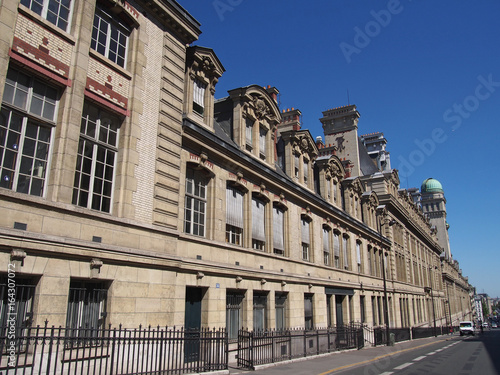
[360,132,391,172]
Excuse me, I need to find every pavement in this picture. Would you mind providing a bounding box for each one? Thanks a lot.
[226,333,456,375]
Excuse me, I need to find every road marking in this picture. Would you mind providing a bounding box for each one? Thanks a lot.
[426,351,436,355]
[317,339,447,375]
[413,356,427,361]
[379,372,394,375]
[394,362,413,370]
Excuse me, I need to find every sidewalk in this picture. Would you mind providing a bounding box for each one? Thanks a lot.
[227,334,456,375]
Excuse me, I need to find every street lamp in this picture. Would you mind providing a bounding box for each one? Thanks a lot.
[425,265,438,337]
[380,218,396,346]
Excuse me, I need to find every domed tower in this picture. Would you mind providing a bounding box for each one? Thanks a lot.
[421,178,451,259]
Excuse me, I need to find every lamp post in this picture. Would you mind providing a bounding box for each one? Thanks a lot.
[425,265,438,337]
[380,218,396,346]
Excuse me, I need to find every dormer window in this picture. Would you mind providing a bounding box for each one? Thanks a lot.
[294,155,299,179]
[246,118,253,151]
[193,79,206,116]
[303,159,309,184]
[259,127,267,160]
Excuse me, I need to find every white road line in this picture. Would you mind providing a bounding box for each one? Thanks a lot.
[379,372,394,375]
[413,356,427,361]
[394,362,413,370]
[426,351,436,355]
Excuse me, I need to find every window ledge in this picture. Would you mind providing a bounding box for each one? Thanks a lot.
[89,49,132,81]
[17,4,76,45]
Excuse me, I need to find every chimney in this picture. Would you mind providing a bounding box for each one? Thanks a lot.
[278,108,302,132]
[265,85,279,103]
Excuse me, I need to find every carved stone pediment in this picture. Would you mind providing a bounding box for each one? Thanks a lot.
[252,96,270,120]
[344,177,363,196]
[291,134,319,160]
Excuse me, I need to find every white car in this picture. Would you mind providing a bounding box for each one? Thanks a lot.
[459,321,474,336]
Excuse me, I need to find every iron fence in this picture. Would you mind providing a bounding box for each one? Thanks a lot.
[0,322,227,374]
[237,325,364,369]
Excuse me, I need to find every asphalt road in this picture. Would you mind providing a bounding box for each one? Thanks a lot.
[230,329,500,375]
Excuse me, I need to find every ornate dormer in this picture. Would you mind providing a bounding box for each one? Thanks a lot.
[316,154,345,207]
[215,85,281,167]
[184,46,225,129]
[342,177,364,220]
[277,127,318,190]
[361,191,379,229]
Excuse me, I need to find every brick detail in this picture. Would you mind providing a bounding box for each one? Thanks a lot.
[87,57,130,107]
[13,14,72,78]
[86,77,128,109]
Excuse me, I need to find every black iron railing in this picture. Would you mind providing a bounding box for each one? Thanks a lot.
[0,322,227,374]
[237,325,364,369]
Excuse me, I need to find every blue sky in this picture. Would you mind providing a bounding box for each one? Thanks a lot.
[187,1,500,298]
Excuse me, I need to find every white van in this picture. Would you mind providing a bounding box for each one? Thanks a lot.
[459,321,474,336]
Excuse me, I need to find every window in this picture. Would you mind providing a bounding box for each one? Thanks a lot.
[360,296,366,323]
[21,0,73,32]
[226,185,244,245]
[252,196,266,250]
[367,246,372,275]
[333,232,340,268]
[294,154,299,178]
[273,205,285,255]
[184,167,207,236]
[253,292,267,331]
[303,159,308,184]
[342,235,349,270]
[193,79,206,115]
[275,292,287,330]
[1,276,35,351]
[259,127,266,160]
[1,68,57,197]
[356,241,361,273]
[226,291,244,341]
[304,294,313,330]
[301,217,310,261]
[72,102,119,213]
[91,4,130,68]
[245,118,253,150]
[66,280,108,334]
[322,227,330,266]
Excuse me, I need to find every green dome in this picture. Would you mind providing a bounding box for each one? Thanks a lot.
[421,178,443,193]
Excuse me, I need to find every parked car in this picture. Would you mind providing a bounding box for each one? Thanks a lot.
[492,322,497,328]
[482,322,489,328]
[459,321,474,336]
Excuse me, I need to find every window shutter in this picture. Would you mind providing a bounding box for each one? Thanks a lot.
[334,233,340,257]
[193,79,206,107]
[226,186,243,228]
[273,207,284,251]
[259,128,266,155]
[252,197,266,242]
[301,218,310,244]
[343,236,348,268]
[246,118,253,145]
[323,228,330,253]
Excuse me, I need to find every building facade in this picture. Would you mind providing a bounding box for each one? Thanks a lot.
[0,0,472,342]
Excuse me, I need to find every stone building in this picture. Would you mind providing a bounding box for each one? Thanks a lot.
[0,0,472,342]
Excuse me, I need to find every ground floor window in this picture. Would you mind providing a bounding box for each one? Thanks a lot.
[66,280,108,334]
[226,290,245,341]
[275,292,287,330]
[253,292,267,331]
[304,293,314,330]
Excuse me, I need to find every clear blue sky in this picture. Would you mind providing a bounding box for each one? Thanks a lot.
[187,0,500,298]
